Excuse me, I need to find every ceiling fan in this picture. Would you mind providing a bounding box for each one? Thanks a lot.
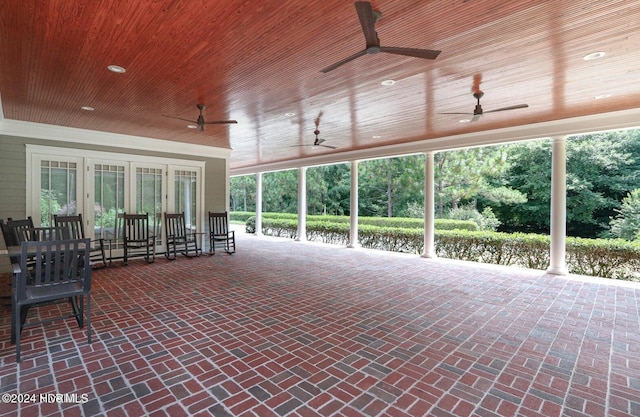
[163,104,237,131]
[292,112,338,150]
[439,91,529,122]
[320,1,441,73]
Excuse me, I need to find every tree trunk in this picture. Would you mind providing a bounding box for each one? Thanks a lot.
[242,176,247,211]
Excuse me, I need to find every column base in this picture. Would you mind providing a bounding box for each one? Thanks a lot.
[421,251,437,259]
[546,265,569,275]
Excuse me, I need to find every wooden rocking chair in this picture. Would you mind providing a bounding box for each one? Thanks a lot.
[208,211,235,255]
[164,212,201,259]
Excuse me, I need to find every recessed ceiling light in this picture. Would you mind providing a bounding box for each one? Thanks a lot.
[107,65,126,73]
[459,119,471,123]
[594,94,612,99]
[583,51,605,61]
[381,80,396,86]
[80,106,94,111]
[187,124,198,129]
[372,135,381,139]
[285,112,295,117]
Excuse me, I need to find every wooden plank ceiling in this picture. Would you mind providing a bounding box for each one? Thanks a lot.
[1,0,640,170]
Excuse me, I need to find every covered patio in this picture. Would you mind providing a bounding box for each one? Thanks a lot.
[0,231,638,417]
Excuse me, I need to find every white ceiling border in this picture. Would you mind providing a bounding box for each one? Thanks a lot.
[0,119,231,160]
[230,108,640,176]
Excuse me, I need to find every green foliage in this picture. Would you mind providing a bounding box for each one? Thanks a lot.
[231,130,640,239]
[245,216,256,233]
[499,132,640,237]
[241,212,640,280]
[435,147,524,217]
[307,164,351,215]
[609,189,640,240]
[447,205,501,231]
[235,212,478,232]
[230,175,256,212]
[263,170,298,213]
[95,207,118,228]
[40,189,62,226]
[359,155,425,217]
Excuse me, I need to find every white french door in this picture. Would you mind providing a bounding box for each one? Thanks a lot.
[31,155,84,227]
[132,163,166,248]
[27,146,205,251]
[87,160,128,240]
[168,166,201,232]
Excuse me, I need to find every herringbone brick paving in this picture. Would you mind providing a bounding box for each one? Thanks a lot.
[0,232,638,416]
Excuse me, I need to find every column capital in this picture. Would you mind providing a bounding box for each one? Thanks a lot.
[551,135,568,143]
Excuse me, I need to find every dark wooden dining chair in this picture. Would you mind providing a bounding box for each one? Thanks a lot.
[118,213,156,265]
[26,226,64,241]
[12,238,92,362]
[1,218,26,261]
[208,211,235,255]
[54,214,108,268]
[4,217,35,245]
[164,212,201,260]
[0,219,18,308]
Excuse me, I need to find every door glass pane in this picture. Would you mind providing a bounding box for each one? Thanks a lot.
[95,164,125,240]
[174,169,198,231]
[40,160,77,226]
[136,167,163,240]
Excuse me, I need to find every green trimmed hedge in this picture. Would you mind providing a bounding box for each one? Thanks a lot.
[233,211,477,231]
[236,212,640,281]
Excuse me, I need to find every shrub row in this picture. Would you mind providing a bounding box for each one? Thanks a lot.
[232,211,478,231]
[238,213,640,281]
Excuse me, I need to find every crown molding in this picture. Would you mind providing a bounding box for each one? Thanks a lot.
[0,119,231,159]
[230,108,640,176]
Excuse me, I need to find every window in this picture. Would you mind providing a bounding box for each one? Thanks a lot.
[27,146,204,246]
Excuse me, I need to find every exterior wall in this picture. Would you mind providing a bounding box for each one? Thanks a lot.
[0,134,227,272]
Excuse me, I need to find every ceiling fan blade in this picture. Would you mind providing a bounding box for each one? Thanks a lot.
[484,104,529,113]
[379,46,441,60]
[291,144,337,149]
[354,1,379,47]
[320,50,367,73]
[162,115,196,123]
[471,114,482,122]
[204,120,238,125]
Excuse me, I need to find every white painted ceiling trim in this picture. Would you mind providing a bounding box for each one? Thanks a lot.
[230,108,640,176]
[0,118,231,160]
[1,107,639,176]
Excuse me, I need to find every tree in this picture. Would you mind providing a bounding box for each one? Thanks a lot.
[435,147,525,217]
[500,132,640,237]
[359,155,425,217]
[262,170,298,213]
[609,189,640,240]
[230,175,256,212]
[307,164,351,215]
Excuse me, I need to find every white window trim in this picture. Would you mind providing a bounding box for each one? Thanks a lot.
[26,144,206,237]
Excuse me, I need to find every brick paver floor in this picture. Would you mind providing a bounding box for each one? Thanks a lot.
[0,232,638,416]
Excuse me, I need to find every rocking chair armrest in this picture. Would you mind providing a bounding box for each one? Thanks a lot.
[90,237,105,247]
[11,262,21,276]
